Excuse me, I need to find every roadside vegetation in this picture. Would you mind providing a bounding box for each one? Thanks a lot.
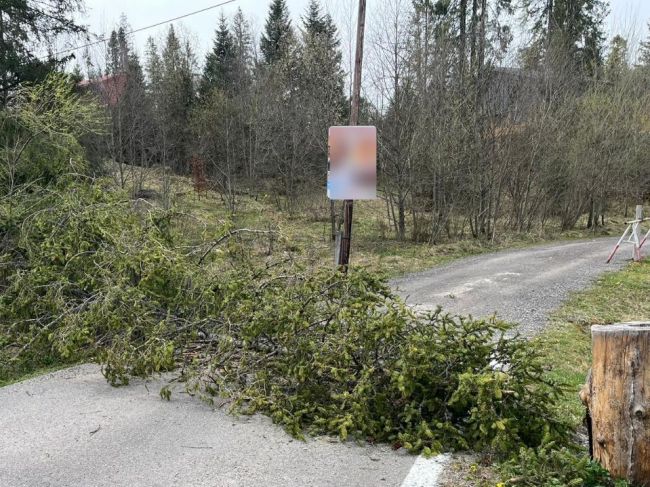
[2,174,640,487]
[123,169,626,279]
[0,166,578,475]
[1,75,644,487]
[495,261,649,486]
[66,0,650,250]
[535,259,650,431]
[440,262,649,487]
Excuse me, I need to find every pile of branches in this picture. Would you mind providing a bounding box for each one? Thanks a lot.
[1,179,566,457]
[166,273,565,456]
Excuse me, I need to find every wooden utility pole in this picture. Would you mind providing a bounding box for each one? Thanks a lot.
[585,323,650,485]
[338,0,367,271]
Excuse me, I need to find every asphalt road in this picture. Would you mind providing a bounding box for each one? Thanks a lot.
[0,238,626,487]
[392,238,624,335]
[0,365,414,487]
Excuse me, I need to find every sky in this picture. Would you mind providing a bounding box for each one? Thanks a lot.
[72,0,650,69]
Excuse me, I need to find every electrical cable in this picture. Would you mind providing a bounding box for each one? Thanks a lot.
[51,0,238,58]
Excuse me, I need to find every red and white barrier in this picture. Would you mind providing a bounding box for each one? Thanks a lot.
[607,205,649,263]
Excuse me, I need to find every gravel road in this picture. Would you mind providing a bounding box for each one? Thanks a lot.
[0,238,626,487]
[392,238,624,335]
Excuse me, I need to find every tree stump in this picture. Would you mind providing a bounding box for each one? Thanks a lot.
[590,322,650,486]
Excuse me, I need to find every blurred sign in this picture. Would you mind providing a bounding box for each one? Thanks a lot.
[327,126,377,200]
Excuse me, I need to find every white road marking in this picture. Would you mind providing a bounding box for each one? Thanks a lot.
[400,454,451,487]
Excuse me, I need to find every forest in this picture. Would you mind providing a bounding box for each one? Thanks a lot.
[70,0,650,242]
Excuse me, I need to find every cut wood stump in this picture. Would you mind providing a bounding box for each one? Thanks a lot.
[587,322,650,486]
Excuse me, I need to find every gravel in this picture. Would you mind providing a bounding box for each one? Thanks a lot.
[392,238,626,336]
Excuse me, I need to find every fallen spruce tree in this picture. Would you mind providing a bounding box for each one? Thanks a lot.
[1,177,566,458]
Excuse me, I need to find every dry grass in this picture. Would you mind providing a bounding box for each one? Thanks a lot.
[122,167,628,278]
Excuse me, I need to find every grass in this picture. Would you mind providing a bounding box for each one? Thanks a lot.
[534,259,650,429]
[137,170,627,278]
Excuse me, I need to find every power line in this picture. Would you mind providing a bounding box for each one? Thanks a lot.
[52,0,238,58]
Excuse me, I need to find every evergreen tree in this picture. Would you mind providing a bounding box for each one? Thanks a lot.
[145,37,163,98]
[107,30,121,75]
[70,64,84,84]
[294,0,346,195]
[159,26,196,172]
[605,35,628,83]
[299,0,346,120]
[524,0,608,74]
[103,17,151,187]
[302,0,327,36]
[106,17,130,76]
[231,8,254,90]
[201,13,236,97]
[144,37,165,168]
[82,46,100,80]
[638,23,650,67]
[260,0,294,64]
[0,0,86,106]
[124,52,149,132]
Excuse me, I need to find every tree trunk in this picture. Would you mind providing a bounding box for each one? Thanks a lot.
[398,194,406,241]
[0,9,7,106]
[588,323,650,486]
[459,0,467,84]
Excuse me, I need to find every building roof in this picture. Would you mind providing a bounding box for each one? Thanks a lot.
[78,73,127,107]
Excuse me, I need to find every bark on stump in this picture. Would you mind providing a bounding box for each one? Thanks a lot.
[590,322,650,486]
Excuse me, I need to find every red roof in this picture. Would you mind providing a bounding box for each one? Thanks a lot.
[78,73,127,107]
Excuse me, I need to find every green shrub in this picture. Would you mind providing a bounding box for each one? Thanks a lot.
[181,290,566,455]
[111,248,566,455]
[93,244,565,455]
